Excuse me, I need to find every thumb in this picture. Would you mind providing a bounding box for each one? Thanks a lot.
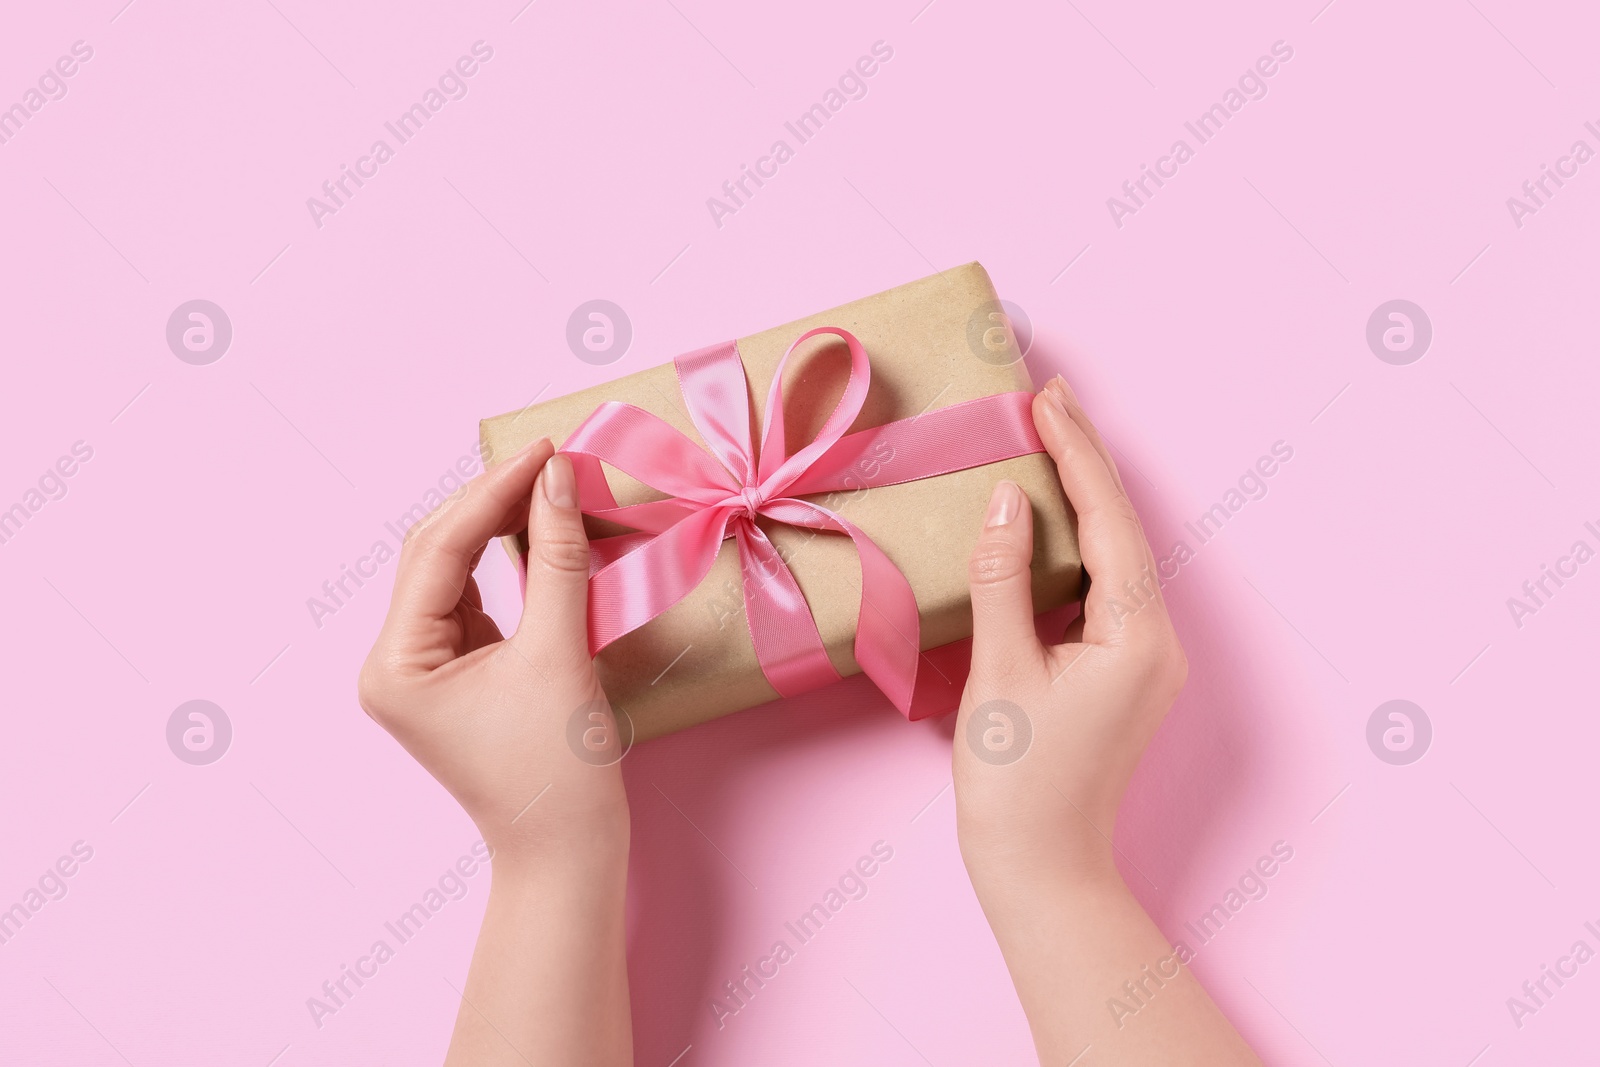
[967,479,1041,672]
[515,452,593,666]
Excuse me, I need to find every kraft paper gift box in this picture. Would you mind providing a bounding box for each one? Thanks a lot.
[481,263,1082,740]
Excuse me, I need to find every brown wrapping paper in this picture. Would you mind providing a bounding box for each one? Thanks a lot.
[481,263,1082,740]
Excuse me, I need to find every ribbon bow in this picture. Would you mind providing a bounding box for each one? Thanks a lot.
[559,327,1044,717]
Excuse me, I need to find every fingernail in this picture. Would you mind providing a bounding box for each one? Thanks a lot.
[544,454,577,508]
[1040,380,1068,417]
[985,480,1021,528]
[1049,376,1077,407]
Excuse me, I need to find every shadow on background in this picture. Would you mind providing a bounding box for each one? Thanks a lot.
[1028,335,1273,925]
[621,673,891,1062]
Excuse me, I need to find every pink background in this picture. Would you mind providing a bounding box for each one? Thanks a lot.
[2,0,1596,1063]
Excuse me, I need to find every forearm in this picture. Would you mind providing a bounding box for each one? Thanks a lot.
[446,846,632,1067]
[965,846,1259,1066]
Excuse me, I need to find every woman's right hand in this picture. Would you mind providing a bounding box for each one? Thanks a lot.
[953,374,1186,883]
[951,375,1260,1065]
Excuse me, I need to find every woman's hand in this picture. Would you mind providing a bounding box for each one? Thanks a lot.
[358,438,629,869]
[358,440,633,1067]
[954,375,1184,880]
[953,377,1259,1065]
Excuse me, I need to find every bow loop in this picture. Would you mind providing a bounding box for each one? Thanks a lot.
[755,327,874,495]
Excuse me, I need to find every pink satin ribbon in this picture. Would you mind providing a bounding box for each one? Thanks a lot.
[555,327,1045,719]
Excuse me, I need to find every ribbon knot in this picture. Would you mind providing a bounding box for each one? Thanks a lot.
[555,326,1046,719]
[735,484,765,521]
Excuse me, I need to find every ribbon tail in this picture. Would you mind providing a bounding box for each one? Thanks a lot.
[844,521,922,716]
[586,532,657,576]
[763,499,921,717]
[732,520,840,698]
[587,507,733,654]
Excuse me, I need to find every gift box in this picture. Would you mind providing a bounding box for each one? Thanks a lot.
[481,263,1081,741]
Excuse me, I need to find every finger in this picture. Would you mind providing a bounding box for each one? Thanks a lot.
[967,479,1044,672]
[513,453,593,666]
[1041,375,1164,578]
[389,438,553,626]
[1043,382,1177,631]
[1033,391,1159,642]
[1045,380,1176,629]
[1042,375,1126,495]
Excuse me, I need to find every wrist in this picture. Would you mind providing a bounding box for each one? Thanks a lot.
[957,809,1119,896]
[488,830,629,892]
[482,803,630,886]
[960,830,1125,921]
[474,776,631,871]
